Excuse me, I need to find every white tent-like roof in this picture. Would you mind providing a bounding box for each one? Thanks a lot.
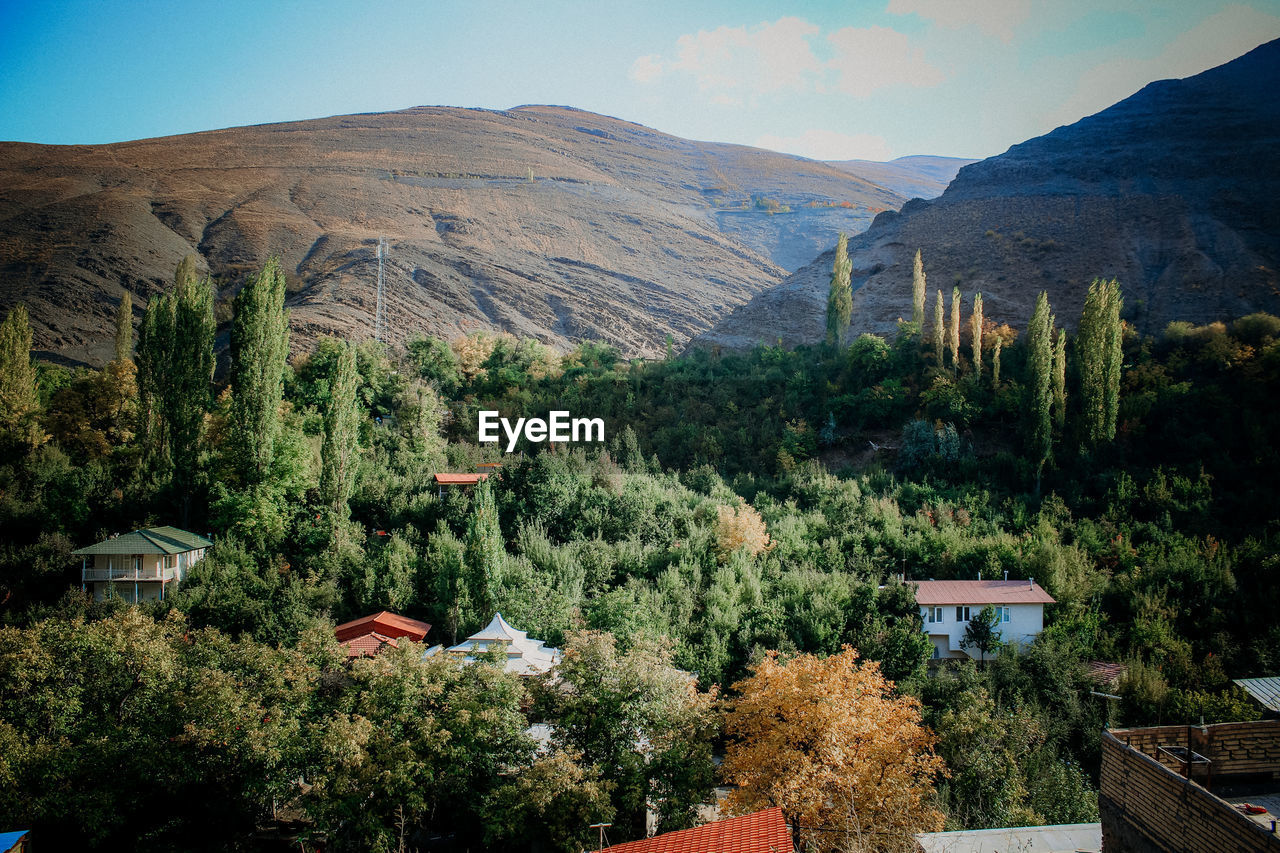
[423,613,561,675]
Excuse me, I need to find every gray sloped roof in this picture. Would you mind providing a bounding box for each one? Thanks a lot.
[72,526,213,556]
[1234,677,1280,712]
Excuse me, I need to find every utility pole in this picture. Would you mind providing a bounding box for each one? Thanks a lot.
[374,236,387,342]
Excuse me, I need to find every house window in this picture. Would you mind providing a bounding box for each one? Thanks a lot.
[955,606,971,622]
[999,606,1011,622]
[926,607,944,624]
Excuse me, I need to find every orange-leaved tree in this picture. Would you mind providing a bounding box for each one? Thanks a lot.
[721,646,945,853]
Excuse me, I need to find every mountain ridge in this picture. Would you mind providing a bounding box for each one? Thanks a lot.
[0,104,965,365]
[692,38,1280,351]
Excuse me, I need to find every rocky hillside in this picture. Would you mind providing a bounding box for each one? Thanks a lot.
[693,38,1280,351]
[0,105,950,365]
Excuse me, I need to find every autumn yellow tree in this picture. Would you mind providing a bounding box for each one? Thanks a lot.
[721,647,945,853]
[714,500,772,560]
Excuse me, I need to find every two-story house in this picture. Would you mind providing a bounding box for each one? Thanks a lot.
[915,579,1055,660]
[75,526,213,603]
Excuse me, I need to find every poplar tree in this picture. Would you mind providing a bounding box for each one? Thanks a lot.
[1026,292,1053,488]
[1078,278,1123,445]
[0,305,42,453]
[1103,281,1124,439]
[136,257,215,512]
[136,291,174,467]
[825,234,852,347]
[1053,326,1067,430]
[911,249,926,328]
[992,336,1002,386]
[949,286,961,371]
[229,258,290,486]
[970,292,984,377]
[320,341,361,523]
[114,292,133,363]
[933,290,944,366]
[170,263,215,518]
[463,480,503,627]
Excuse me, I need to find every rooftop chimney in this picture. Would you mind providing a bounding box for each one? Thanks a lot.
[1004,570,1009,581]
[1029,576,1034,589]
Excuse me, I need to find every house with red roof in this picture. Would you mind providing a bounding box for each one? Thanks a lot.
[602,806,792,853]
[434,471,489,497]
[334,611,431,659]
[913,579,1055,660]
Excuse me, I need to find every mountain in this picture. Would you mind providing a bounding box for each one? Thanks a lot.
[826,155,975,200]
[693,38,1280,351]
[0,105,946,365]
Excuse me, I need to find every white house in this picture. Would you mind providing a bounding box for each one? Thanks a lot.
[914,579,1055,660]
[75,526,213,603]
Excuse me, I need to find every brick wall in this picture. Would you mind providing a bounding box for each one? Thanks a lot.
[1100,727,1280,853]
[1110,720,1280,778]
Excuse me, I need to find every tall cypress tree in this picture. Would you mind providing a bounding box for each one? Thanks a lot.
[1052,326,1067,430]
[136,291,171,469]
[933,290,944,366]
[169,266,215,521]
[992,336,1002,386]
[229,258,290,486]
[949,286,962,371]
[1103,280,1124,440]
[970,292,984,377]
[0,304,42,454]
[825,234,852,347]
[136,258,215,508]
[320,340,361,526]
[911,249,926,329]
[1077,278,1123,446]
[463,480,503,629]
[1026,292,1053,488]
[114,291,133,364]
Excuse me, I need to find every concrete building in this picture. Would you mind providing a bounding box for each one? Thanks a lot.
[75,526,212,603]
[914,579,1055,660]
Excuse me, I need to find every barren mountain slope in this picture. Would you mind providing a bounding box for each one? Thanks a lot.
[0,104,919,364]
[693,38,1280,351]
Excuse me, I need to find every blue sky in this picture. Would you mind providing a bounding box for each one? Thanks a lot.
[2,0,1279,160]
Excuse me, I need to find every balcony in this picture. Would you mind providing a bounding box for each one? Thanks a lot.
[83,566,177,582]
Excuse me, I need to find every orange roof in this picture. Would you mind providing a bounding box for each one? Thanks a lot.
[434,472,490,485]
[341,632,400,658]
[603,807,792,853]
[913,580,1055,605]
[335,611,431,642]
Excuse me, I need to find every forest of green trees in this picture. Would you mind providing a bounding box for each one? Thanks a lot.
[1,253,1277,851]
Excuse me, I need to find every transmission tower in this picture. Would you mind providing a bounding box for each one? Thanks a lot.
[374,236,387,342]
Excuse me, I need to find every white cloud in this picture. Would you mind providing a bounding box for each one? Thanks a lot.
[1045,5,1280,129]
[666,17,824,95]
[886,0,1031,43]
[631,16,944,101]
[756,129,894,161]
[826,25,945,97]
[628,54,664,83]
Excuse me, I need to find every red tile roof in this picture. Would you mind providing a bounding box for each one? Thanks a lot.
[603,807,792,853]
[335,611,431,642]
[913,580,1055,605]
[434,472,490,485]
[341,632,399,658]
[1088,661,1128,687]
